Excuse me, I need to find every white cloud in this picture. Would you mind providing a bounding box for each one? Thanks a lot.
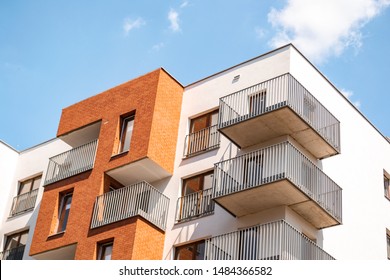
[268,0,390,63]
[180,1,189,8]
[341,88,361,108]
[123,17,145,36]
[152,42,165,52]
[168,9,180,32]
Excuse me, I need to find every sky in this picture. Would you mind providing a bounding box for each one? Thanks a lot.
[1,0,390,150]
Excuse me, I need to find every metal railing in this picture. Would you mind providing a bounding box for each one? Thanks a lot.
[0,245,25,260]
[91,181,169,231]
[176,188,214,222]
[218,73,340,152]
[205,220,334,260]
[44,139,98,185]
[9,189,39,217]
[213,141,342,222]
[184,125,220,157]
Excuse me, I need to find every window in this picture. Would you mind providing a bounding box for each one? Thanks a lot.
[2,230,28,260]
[10,175,41,216]
[248,90,266,116]
[178,171,214,221]
[175,240,205,260]
[243,154,263,187]
[185,110,219,157]
[386,230,390,260]
[57,192,73,232]
[384,172,390,200]
[18,175,41,195]
[118,115,135,153]
[98,241,113,260]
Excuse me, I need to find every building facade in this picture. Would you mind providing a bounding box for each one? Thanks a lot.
[1,44,389,260]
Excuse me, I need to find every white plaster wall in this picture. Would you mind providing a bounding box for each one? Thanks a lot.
[162,46,310,259]
[0,139,71,260]
[162,44,389,260]
[0,141,19,228]
[289,47,390,259]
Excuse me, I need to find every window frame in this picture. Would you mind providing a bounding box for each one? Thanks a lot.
[57,192,73,233]
[18,175,42,196]
[174,240,205,260]
[97,240,114,260]
[384,172,390,200]
[118,114,135,154]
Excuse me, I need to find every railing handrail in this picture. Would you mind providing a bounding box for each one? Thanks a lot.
[205,219,335,260]
[91,181,169,231]
[218,73,340,151]
[44,139,98,185]
[213,141,342,222]
[176,188,214,222]
[9,188,39,217]
[184,124,220,157]
[48,139,98,161]
[0,245,26,260]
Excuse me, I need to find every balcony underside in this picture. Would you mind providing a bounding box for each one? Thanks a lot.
[213,179,340,229]
[219,107,338,159]
[106,157,171,186]
[32,244,76,260]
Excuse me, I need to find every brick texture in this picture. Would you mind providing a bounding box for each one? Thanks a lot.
[30,69,183,259]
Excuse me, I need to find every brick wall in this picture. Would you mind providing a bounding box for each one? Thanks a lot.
[30,68,183,259]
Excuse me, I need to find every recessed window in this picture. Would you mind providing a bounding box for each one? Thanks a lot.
[57,192,73,233]
[118,115,135,153]
[177,171,214,221]
[387,229,390,260]
[9,175,41,216]
[185,109,219,157]
[2,230,28,260]
[384,172,390,200]
[175,240,205,260]
[98,241,113,260]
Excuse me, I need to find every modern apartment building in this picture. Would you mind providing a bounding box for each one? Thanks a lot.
[1,44,389,260]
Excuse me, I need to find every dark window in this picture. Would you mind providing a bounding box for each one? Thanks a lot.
[386,231,390,260]
[98,241,113,260]
[2,230,28,260]
[384,174,390,200]
[175,240,205,260]
[58,192,73,232]
[118,115,135,153]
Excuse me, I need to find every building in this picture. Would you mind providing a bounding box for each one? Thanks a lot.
[1,44,389,260]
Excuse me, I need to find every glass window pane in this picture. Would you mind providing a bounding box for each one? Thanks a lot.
[32,176,42,190]
[203,173,213,190]
[184,177,201,195]
[119,116,134,152]
[58,194,72,232]
[18,181,32,195]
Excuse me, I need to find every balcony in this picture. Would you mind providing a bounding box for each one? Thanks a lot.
[205,220,334,260]
[184,125,220,157]
[44,139,98,185]
[0,245,25,260]
[213,141,342,229]
[91,181,169,231]
[218,73,340,159]
[9,189,39,217]
[176,188,214,222]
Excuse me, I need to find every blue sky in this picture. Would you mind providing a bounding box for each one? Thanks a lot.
[1,0,390,150]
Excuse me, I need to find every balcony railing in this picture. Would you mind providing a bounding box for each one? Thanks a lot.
[213,141,342,223]
[44,139,98,185]
[205,220,334,260]
[9,189,39,217]
[176,188,214,222]
[91,181,169,231]
[0,245,25,260]
[184,125,220,157]
[218,73,340,153]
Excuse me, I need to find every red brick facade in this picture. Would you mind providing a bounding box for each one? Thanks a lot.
[30,69,183,259]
